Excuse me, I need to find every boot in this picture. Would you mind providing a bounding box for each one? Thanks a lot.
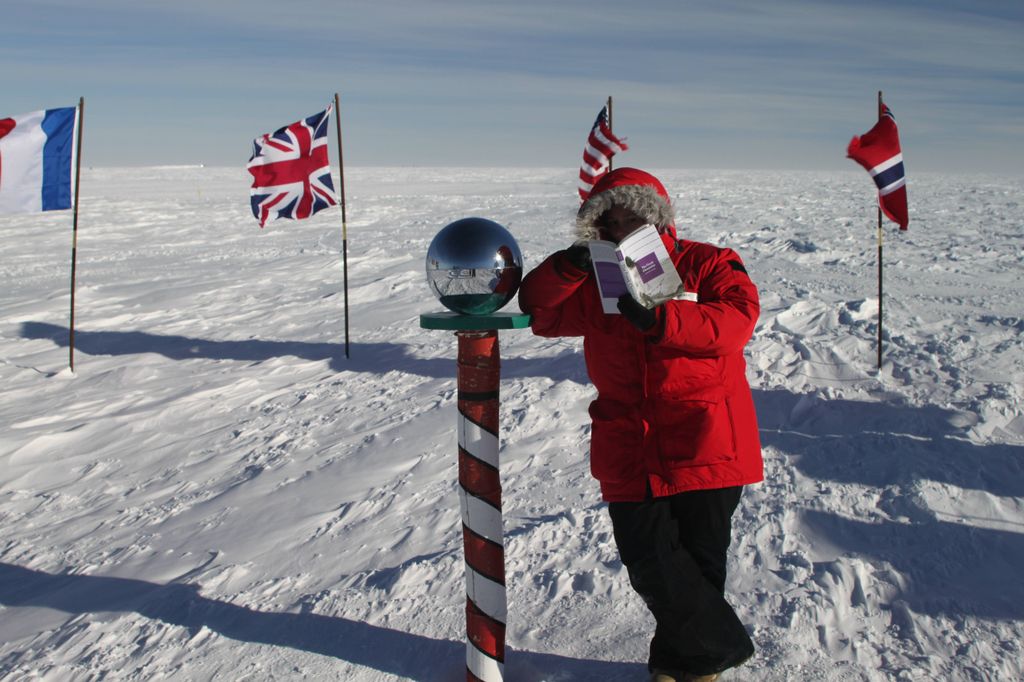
[650,671,719,682]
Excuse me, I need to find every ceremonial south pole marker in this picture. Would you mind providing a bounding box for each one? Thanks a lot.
[420,312,529,681]
[422,218,527,682]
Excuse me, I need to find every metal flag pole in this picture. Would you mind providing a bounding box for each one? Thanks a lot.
[333,92,350,359]
[69,96,85,372]
[876,90,884,370]
[607,95,614,172]
[420,312,530,682]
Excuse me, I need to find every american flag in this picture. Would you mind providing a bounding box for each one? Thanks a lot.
[847,99,908,230]
[578,106,628,202]
[247,106,337,228]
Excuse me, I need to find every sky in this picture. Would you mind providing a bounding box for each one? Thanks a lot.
[3,0,1022,172]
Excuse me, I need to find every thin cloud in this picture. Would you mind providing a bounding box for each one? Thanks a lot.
[2,0,1021,170]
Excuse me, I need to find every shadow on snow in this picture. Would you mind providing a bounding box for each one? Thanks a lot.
[753,388,1024,499]
[753,388,1024,620]
[0,562,642,681]
[16,322,1024,623]
[19,321,587,382]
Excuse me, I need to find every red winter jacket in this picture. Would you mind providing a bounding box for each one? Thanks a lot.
[519,220,763,502]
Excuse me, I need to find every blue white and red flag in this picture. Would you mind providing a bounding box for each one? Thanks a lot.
[847,100,908,230]
[578,106,628,202]
[247,106,337,228]
[0,107,77,215]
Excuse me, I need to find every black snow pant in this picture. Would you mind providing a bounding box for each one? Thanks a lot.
[608,486,754,676]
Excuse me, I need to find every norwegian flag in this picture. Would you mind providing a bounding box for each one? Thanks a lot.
[578,105,628,202]
[247,106,337,228]
[847,100,908,230]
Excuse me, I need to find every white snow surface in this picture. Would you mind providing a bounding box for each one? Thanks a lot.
[1,167,1022,681]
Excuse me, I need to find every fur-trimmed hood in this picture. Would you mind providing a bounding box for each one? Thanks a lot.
[575,167,675,240]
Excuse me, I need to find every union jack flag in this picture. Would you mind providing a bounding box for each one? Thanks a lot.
[847,99,908,230]
[578,105,628,202]
[247,106,337,228]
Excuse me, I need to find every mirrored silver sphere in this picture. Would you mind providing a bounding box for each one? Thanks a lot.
[425,217,523,315]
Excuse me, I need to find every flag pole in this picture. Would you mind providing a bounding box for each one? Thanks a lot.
[607,95,614,171]
[69,96,85,372]
[333,92,350,359]
[876,90,884,370]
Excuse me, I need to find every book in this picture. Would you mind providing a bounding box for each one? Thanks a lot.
[587,224,693,314]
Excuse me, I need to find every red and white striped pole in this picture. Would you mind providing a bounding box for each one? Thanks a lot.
[457,329,506,681]
[420,312,530,682]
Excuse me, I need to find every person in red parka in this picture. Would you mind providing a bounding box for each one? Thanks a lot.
[518,167,762,682]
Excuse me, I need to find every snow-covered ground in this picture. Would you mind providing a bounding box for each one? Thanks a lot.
[1,166,1021,681]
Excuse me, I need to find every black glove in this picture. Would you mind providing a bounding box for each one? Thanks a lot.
[563,241,592,271]
[617,294,658,332]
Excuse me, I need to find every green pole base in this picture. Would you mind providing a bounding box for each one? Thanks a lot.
[420,311,532,331]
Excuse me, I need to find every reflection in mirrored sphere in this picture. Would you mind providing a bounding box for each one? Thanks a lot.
[425,217,524,315]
